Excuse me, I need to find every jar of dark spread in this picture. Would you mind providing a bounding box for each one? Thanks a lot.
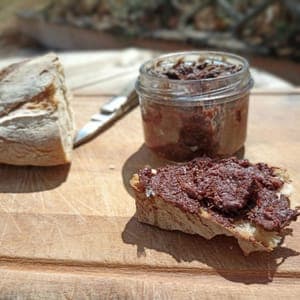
[135,51,254,162]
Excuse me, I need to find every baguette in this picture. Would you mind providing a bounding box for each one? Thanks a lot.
[0,53,74,166]
[130,157,299,255]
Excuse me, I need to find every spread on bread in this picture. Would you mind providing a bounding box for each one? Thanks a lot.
[131,157,299,254]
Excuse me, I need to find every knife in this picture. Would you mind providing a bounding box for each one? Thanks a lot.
[73,81,138,147]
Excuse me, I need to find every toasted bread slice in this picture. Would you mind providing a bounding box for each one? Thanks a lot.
[130,158,298,255]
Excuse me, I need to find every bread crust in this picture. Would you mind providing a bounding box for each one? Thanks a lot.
[130,169,293,255]
[0,53,75,166]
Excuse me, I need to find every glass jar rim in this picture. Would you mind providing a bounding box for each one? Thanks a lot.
[139,50,250,83]
[136,50,254,103]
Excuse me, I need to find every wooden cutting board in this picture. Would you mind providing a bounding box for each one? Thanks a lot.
[0,91,300,299]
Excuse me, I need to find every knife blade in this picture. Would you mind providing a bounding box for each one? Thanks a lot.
[73,81,138,147]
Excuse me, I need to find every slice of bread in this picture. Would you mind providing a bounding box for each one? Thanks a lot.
[0,53,75,166]
[130,158,298,255]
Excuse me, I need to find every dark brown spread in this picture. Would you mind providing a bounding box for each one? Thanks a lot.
[137,157,299,232]
[150,59,242,80]
[140,58,249,161]
[141,94,248,161]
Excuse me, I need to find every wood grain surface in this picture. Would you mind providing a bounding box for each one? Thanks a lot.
[0,43,299,300]
[0,91,299,299]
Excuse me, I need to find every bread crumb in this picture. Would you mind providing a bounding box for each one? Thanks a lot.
[109,164,115,170]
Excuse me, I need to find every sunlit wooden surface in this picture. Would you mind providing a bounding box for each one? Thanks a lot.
[0,50,299,299]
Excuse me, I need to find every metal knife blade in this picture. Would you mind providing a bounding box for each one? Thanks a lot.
[73,81,138,147]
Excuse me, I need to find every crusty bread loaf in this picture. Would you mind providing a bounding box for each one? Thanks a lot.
[0,53,74,166]
[130,162,296,255]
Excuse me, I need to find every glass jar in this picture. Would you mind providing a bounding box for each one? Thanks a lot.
[135,51,254,162]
